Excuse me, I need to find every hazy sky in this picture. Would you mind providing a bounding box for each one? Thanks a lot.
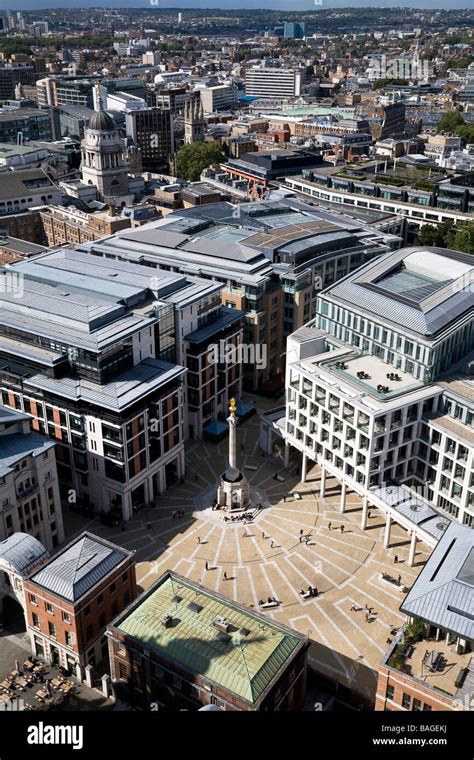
[1,1,472,11]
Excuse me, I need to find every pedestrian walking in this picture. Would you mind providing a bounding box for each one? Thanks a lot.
[368,511,372,519]
[340,524,345,534]
[205,561,209,571]
[262,531,265,539]
[241,443,245,452]
[350,603,356,611]
[394,554,398,564]
[398,574,401,585]
[223,570,227,581]
[283,495,286,503]
[300,528,304,536]
[365,612,370,623]
[270,540,274,549]
[328,521,332,531]
[197,536,201,545]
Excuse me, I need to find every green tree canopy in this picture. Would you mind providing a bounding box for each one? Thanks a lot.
[176,140,225,182]
[416,220,474,255]
[437,110,465,133]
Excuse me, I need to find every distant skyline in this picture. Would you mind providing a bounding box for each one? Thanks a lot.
[1,1,472,12]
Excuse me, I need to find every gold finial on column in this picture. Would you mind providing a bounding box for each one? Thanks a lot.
[229,397,236,415]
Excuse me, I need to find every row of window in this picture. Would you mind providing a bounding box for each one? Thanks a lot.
[386,685,432,711]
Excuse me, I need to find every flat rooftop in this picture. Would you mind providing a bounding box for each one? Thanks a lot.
[111,572,306,705]
[325,353,423,400]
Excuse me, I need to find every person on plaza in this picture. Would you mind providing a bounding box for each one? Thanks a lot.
[394,555,398,564]
[340,524,345,534]
[328,521,332,531]
[205,561,209,571]
[223,570,227,581]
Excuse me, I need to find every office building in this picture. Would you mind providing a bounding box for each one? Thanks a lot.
[107,571,309,711]
[265,246,473,536]
[0,108,53,144]
[283,22,306,40]
[0,248,243,510]
[0,63,35,99]
[125,108,174,171]
[0,407,63,551]
[245,66,303,100]
[24,532,136,672]
[78,199,398,392]
[199,84,237,113]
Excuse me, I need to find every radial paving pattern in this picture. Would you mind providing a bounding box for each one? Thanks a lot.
[67,409,430,702]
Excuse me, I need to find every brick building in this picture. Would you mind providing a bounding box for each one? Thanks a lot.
[24,531,136,674]
[376,523,473,712]
[107,571,309,711]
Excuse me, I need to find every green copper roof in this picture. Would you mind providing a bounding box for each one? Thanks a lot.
[117,575,302,704]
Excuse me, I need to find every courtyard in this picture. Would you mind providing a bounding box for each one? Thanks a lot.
[64,400,430,704]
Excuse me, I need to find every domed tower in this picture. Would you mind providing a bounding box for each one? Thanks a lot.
[81,87,129,202]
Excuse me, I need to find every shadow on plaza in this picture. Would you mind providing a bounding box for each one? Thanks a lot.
[308,638,378,707]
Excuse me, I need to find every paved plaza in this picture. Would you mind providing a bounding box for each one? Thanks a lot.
[64,401,430,703]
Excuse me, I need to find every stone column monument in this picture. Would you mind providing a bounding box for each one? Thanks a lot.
[217,398,250,510]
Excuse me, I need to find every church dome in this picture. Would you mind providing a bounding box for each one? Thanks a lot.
[88,109,115,131]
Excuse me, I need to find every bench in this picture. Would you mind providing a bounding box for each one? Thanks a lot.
[261,601,279,609]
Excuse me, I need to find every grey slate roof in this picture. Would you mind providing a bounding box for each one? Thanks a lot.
[24,357,186,412]
[400,522,474,641]
[29,533,129,602]
[0,433,55,478]
[0,533,48,575]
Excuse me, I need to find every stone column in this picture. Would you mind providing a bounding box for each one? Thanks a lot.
[360,496,369,530]
[228,413,237,471]
[320,466,326,498]
[84,664,93,689]
[339,482,347,514]
[301,453,307,484]
[75,662,83,683]
[101,673,111,699]
[408,531,417,567]
[284,442,290,469]
[383,514,392,548]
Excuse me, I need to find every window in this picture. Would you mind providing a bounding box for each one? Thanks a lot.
[97,594,104,605]
[122,572,128,583]
[402,693,411,709]
[99,612,106,627]
[29,594,37,605]
[111,601,118,617]
[422,704,432,711]
[386,685,394,701]
[46,603,54,614]
[48,622,57,638]
[413,699,421,711]
[62,612,71,623]
[86,625,93,640]
[110,583,116,593]
[84,605,91,617]
[32,613,40,629]
[65,631,73,647]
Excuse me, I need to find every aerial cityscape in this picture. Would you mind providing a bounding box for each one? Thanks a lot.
[0,0,471,745]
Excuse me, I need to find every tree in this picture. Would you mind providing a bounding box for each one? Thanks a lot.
[447,221,474,255]
[437,110,465,134]
[416,221,454,248]
[176,140,225,182]
[416,220,474,255]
